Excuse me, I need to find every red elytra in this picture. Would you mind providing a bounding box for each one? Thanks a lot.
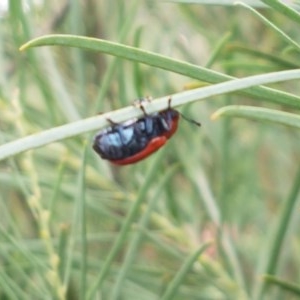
[110,136,168,165]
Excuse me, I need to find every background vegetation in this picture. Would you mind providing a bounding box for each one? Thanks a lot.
[0,0,300,299]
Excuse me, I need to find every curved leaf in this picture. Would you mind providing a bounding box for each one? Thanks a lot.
[161,243,211,300]
[20,34,300,109]
[264,275,300,297]
[212,105,300,129]
[2,69,300,161]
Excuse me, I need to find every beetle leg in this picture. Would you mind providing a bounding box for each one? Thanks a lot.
[133,99,149,116]
[167,97,172,109]
[106,117,119,126]
[139,103,148,116]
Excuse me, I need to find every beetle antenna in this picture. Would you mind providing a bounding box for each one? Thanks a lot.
[179,112,201,127]
[166,97,201,126]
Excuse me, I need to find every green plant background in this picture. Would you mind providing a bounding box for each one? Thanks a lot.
[0,0,300,299]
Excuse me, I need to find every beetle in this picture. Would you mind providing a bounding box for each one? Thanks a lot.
[92,98,200,165]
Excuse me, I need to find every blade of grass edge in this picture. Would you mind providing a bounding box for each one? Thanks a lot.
[263,275,300,297]
[188,168,249,298]
[1,69,300,162]
[79,143,88,300]
[160,242,211,300]
[236,2,300,52]
[110,163,179,300]
[86,151,167,300]
[20,34,300,110]
[261,0,300,24]
[253,166,300,300]
[211,105,300,129]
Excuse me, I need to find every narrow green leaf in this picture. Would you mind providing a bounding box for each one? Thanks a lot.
[78,144,88,300]
[87,152,167,300]
[185,167,248,297]
[253,167,300,300]
[236,2,300,52]
[226,44,299,69]
[264,275,300,297]
[20,34,300,109]
[57,224,70,281]
[212,105,300,129]
[166,0,267,7]
[161,243,211,300]
[205,31,232,68]
[2,69,300,161]
[261,0,300,24]
[110,164,179,300]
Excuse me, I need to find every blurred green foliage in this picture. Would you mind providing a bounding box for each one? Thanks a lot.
[0,0,300,299]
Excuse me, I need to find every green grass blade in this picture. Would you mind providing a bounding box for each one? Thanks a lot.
[167,0,267,7]
[236,2,300,52]
[261,0,300,24]
[263,275,300,297]
[20,34,300,109]
[186,167,248,297]
[225,44,299,69]
[205,31,232,68]
[94,0,139,111]
[161,243,211,300]
[0,270,27,300]
[2,69,300,162]
[57,224,70,283]
[211,105,300,129]
[86,151,168,300]
[78,144,88,300]
[253,166,300,299]
[110,164,179,300]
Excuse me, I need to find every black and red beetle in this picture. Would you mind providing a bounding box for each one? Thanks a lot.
[92,98,200,165]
